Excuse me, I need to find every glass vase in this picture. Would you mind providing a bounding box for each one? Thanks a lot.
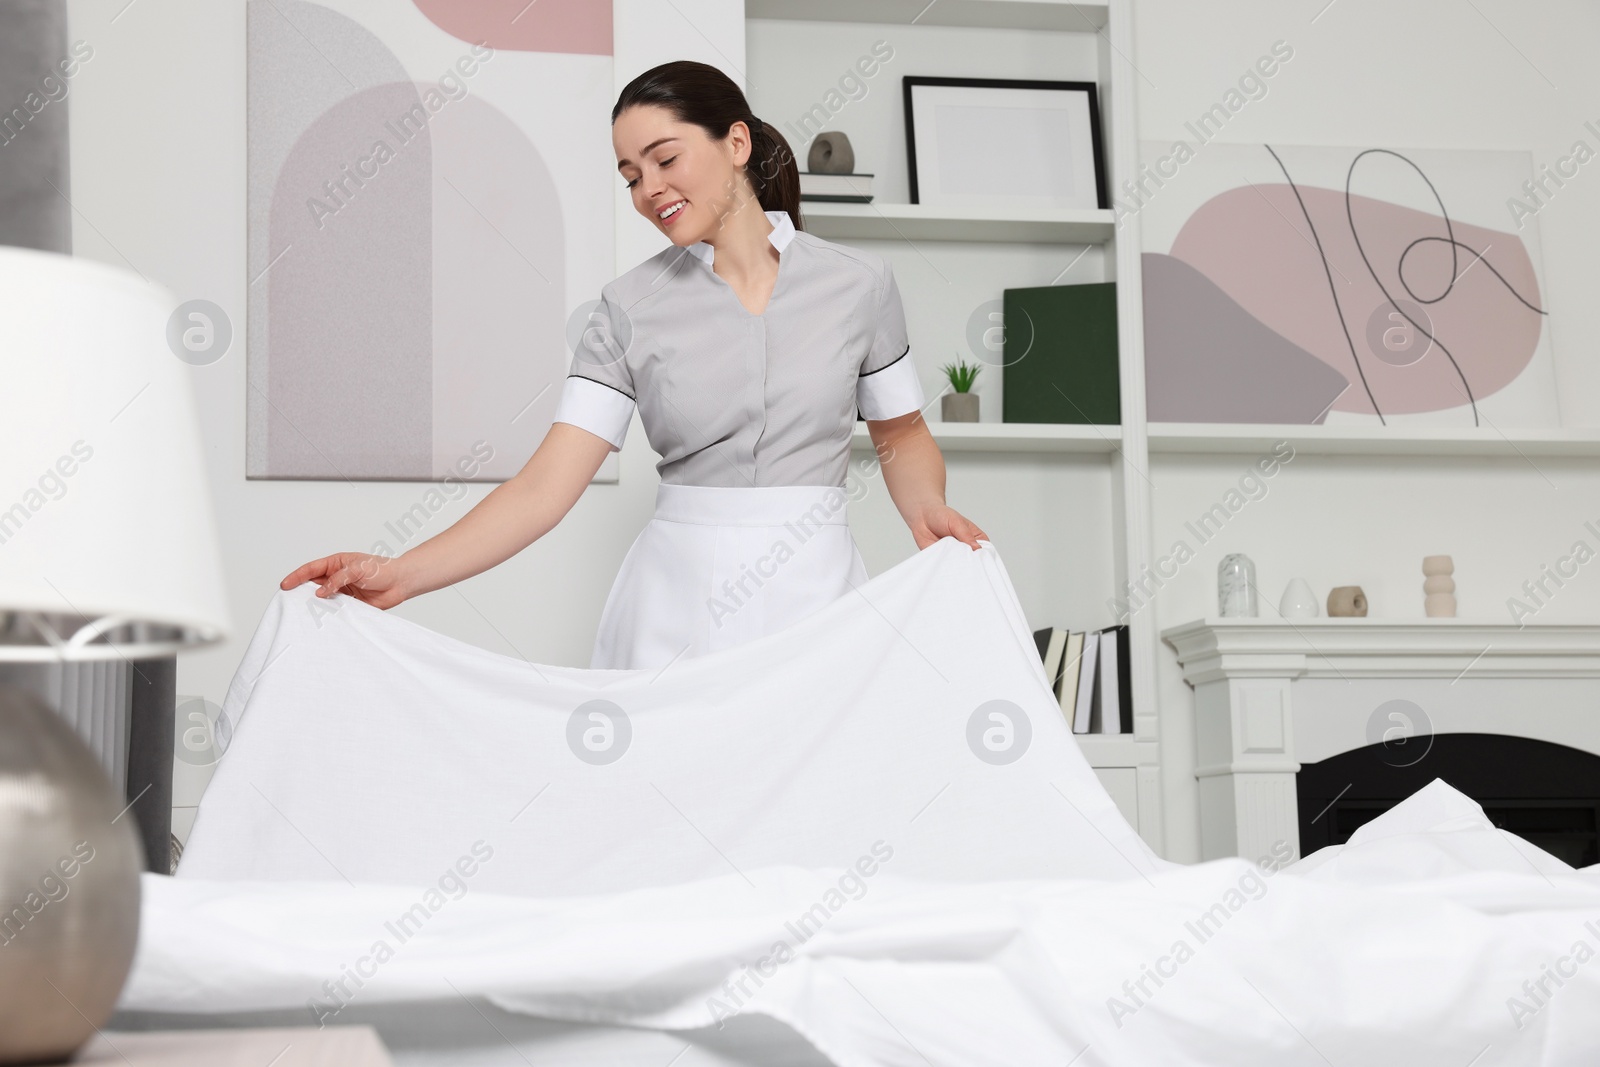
[1218,554,1257,618]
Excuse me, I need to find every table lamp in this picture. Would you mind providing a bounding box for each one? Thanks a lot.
[0,245,230,1063]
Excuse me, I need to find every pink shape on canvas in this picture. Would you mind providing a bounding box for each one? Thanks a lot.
[1170,185,1544,416]
[411,0,611,55]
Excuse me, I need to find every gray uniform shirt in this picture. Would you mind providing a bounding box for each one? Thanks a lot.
[552,209,924,488]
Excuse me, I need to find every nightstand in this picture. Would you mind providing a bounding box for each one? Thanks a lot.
[60,1026,394,1065]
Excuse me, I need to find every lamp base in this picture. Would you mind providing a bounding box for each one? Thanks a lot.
[0,658,174,874]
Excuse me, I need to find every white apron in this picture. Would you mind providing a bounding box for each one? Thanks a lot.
[590,483,868,670]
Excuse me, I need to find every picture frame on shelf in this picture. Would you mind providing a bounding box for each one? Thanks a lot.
[903,76,1107,212]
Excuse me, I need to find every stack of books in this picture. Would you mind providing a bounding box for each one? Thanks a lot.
[799,171,874,203]
[1031,625,1132,734]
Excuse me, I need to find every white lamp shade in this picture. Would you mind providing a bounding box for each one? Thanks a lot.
[0,246,229,656]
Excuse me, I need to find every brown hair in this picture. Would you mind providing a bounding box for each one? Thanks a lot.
[613,60,803,231]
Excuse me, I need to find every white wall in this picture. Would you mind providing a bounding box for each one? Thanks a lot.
[61,0,1600,862]
[60,0,738,702]
[1134,0,1600,860]
[1133,0,1600,421]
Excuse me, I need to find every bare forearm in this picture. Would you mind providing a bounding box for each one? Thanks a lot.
[874,415,946,528]
[399,423,609,596]
[397,479,549,595]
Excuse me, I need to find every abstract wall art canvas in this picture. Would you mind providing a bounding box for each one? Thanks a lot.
[1135,141,1559,428]
[247,0,617,480]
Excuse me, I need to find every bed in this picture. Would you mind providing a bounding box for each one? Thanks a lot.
[110,537,1600,1065]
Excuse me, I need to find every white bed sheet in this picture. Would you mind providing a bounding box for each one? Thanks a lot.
[109,998,832,1067]
[117,537,1600,1065]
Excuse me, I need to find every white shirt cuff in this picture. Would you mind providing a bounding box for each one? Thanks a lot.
[553,375,634,451]
[857,352,925,421]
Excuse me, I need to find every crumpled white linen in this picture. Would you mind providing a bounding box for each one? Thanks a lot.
[174,536,1164,894]
[120,537,1600,1065]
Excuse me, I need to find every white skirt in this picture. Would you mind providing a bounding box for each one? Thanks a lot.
[590,483,869,670]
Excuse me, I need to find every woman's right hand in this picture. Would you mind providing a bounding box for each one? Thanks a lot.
[280,552,415,610]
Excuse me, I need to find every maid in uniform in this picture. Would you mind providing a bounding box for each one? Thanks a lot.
[556,61,989,671]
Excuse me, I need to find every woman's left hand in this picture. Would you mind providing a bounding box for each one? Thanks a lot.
[911,503,989,551]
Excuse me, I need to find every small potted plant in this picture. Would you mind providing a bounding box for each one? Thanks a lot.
[939,355,981,422]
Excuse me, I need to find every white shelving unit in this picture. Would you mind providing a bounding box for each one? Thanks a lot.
[748,0,1112,30]
[849,421,1120,453]
[746,0,1163,848]
[744,0,1600,863]
[1149,423,1600,458]
[805,203,1116,245]
[847,421,1600,458]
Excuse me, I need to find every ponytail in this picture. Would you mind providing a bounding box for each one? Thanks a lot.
[744,115,802,226]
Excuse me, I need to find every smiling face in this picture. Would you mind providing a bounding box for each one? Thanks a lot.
[613,104,757,246]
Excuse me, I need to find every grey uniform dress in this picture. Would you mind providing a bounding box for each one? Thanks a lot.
[552,209,924,670]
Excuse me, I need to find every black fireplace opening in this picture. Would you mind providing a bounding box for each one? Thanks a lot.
[1297,732,1600,869]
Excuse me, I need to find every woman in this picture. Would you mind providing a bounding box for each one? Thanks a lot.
[282,60,987,670]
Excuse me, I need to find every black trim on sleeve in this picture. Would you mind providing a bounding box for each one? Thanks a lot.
[567,373,636,403]
[858,344,910,377]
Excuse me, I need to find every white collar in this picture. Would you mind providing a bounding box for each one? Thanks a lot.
[685,209,795,268]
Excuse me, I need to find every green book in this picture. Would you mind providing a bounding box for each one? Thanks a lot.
[1001,282,1120,425]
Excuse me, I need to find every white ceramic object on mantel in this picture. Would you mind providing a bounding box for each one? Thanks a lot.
[1279,577,1320,618]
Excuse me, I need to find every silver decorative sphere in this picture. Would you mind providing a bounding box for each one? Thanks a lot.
[0,686,143,1065]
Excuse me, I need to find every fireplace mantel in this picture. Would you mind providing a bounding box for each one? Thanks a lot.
[1162,617,1600,681]
[1160,617,1600,862]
